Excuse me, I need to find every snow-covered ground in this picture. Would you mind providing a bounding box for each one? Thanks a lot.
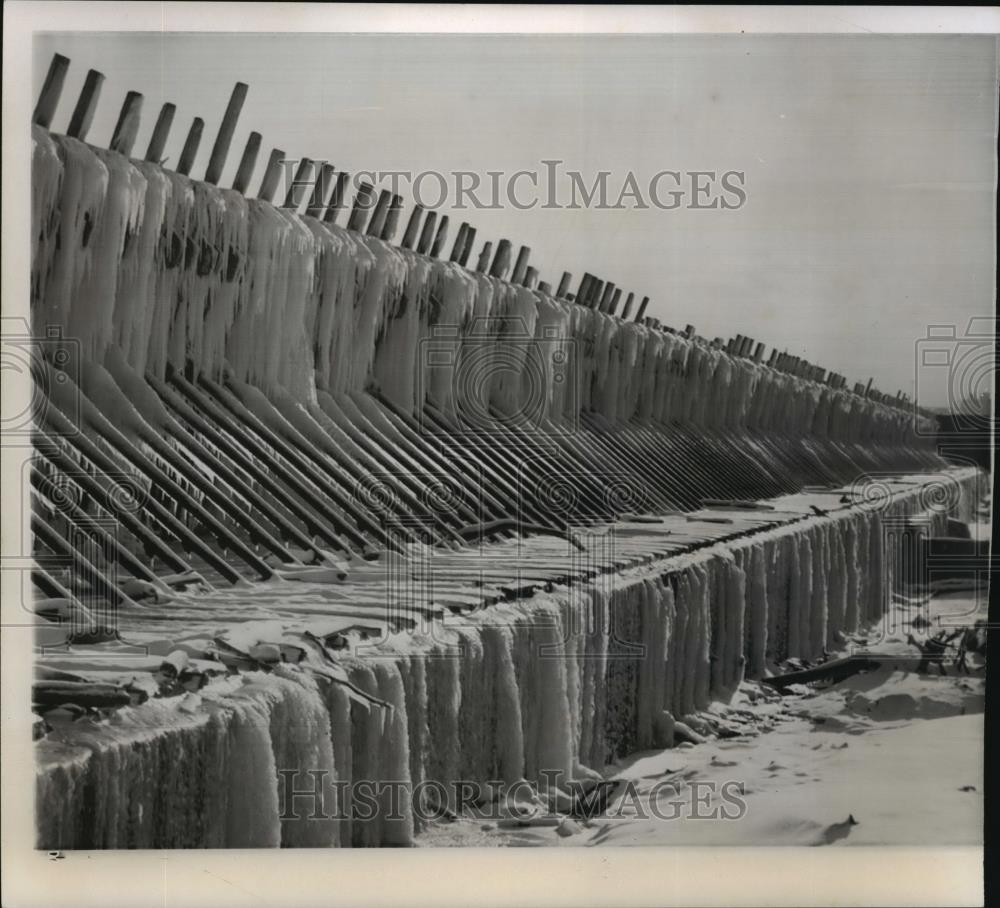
[417,587,986,847]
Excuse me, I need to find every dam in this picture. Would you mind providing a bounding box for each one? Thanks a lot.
[27,52,987,849]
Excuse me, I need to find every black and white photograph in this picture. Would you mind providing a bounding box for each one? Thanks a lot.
[2,4,995,906]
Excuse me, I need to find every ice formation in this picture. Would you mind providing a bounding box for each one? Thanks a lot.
[29,126,970,849]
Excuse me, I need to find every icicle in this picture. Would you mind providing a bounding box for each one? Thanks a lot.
[31,126,64,306]
[416,261,477,418]
[40,137,110,344]
[809,523,829,656]
[842,515,862,634]
[746,543,769,678]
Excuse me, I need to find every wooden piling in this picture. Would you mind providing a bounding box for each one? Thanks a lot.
[305,163,336,218]
[33,53,70,128]
[620,292,636,319]
[459,226,477,266]
[556,272,573,298]
[523,266,539,289]
[348,182,377,231]
[66,69,105,141]
[449,223,469,262]
[417,211,437,254]
[538,281,552,295]
[489,239,513,279]
[476,241,493,272]
[753,342,765,363]
[576,274,593,306]
[587,280,605,310]
[232,131,262,194]
[634,296,650,322]
[323,171,350,224]
[598,282,616,312]
[366,189,393,236]
[381,195,403,242]
[205,82,248,185]
[176,118,204,176]
[607,288,622,316]
[109,91,143,157]
[401,205,424,249]
[145,103,176,163]
[282,158,314,211]
[430,216,450,258]
[511,246,531,285]
[257,148,285,202]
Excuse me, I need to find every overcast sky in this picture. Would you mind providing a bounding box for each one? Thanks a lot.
[34,32,997,407]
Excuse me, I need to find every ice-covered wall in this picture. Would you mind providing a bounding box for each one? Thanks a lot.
[31,128,968,848]
[31,127,937,448]
[35,473,977,849]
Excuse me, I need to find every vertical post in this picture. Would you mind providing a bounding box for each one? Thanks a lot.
[145,103,176,163]
[33,53,70,128]
[489,239,513,279]
[449,223,469,262]
[66,69,105,141]
[176,117,204,176]
[576,274,593,305]
[459,226,477,266]
[475,241,493,272]
[598,282,615,312]
[753,342,765,363]
[305,163,336,218]
[109,91,143,157]
[556,272,572,299]
[231,131,262,194]
[401,205,423,249]
[257,148,285,202]
[205,82,248,185]
[538,281,553,295]
[634,296,650,322]
[523,266,539,289]
[323,172,350,224]
[417,211,437,254]
[430,216,450,258]
[620,292,636,319]
[511,245,531,285]
[588,280,605,310]
[347,182,377,231]
[282,158,314,211]
[366,189,393,236]
[607,288,622,316]
[381,195,403,242]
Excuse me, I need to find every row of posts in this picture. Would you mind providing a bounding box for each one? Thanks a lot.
[32,53,919,414]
